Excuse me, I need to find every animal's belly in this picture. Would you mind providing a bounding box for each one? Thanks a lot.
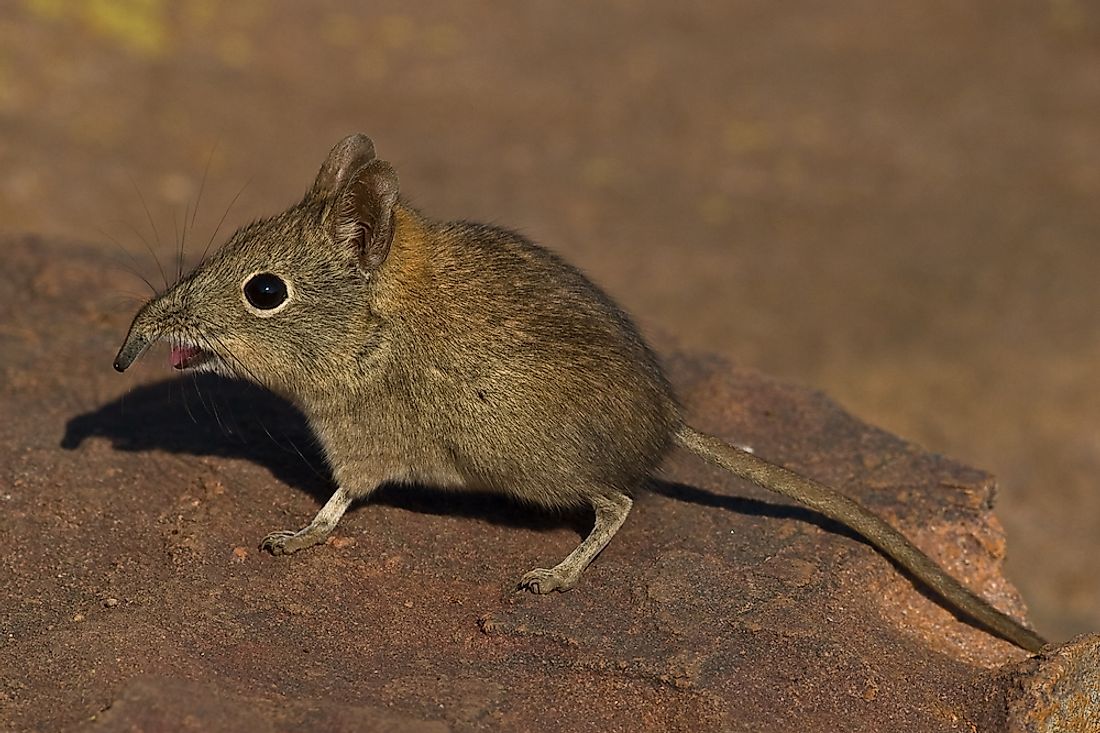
[387,463,469,491]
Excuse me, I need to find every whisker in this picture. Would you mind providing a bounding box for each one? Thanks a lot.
[108,258,158,297]
[104,293,150,310]
[164,334,198,425]
[190,141,218,242]
[189,371,228,437]
[96,225,158,295]
[205,383,228,436]
[201,331,330,483]
[128,174,169,288]
[184,341,230,439]
[178,370,199,425]
[200,177,251,266]
[178,201,191,282]
[204,333,279,448]
[115,218,169,292]
[275,429,330,486]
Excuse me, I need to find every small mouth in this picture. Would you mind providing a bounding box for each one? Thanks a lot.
[170,343,214,370]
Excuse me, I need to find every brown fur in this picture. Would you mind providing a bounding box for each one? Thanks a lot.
[114,134,1045,652]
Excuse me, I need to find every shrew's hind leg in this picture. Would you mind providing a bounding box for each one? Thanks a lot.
[518,490,633,594]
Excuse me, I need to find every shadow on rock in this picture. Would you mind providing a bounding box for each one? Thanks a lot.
[649,479,863,544]
[62,374,334,498]
[62,376,877,543]
[60,374,588,534]
[57,374,992,629]
[649,481,1013,636]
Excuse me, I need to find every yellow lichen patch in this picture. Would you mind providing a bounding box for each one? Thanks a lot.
[23,0,65,19]
[21,0,168,56]
[85,0,166,55]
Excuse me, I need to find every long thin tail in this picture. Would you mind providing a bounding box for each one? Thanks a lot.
[675,424,1046,653]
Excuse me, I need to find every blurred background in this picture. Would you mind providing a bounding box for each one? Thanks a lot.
[0,1,1096,641]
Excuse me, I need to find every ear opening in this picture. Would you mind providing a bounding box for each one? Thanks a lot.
[331,159,400,273]
[308,134,377,201]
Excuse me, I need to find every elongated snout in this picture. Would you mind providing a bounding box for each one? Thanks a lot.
[113,330,151,372]
[113,302,160,372]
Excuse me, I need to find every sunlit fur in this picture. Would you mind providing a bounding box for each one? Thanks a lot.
[120,182,680,512]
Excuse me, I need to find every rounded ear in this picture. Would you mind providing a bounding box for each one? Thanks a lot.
[331,159,400,272]
[308,134,376,200]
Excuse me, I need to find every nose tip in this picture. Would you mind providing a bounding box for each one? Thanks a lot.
[114,330,152,373]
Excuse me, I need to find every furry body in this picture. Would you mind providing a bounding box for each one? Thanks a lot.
[114,134,1046,650]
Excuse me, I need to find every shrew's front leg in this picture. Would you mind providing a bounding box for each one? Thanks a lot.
[261,449,385,555]
[261,485,359,555]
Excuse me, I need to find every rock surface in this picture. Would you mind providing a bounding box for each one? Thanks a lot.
[0,235,1094,731]
[1004,634,1100,733]
[1,0,1099,647]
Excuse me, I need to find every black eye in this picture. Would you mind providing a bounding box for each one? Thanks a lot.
[243,272,288,310]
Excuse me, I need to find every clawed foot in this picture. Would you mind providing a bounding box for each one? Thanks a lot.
[260,528,326,556]
[518,567,576,594]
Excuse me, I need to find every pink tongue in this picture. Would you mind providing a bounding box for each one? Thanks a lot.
[170,345,201,369]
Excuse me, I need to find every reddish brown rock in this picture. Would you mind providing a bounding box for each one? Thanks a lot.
[0,236,1094,731]
[1005,634,1100,733]
[79,676,447,733]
